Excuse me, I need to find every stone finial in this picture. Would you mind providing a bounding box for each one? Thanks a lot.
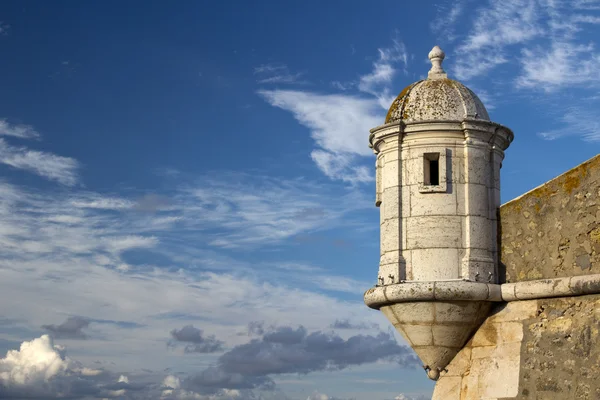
[428,45,447,80]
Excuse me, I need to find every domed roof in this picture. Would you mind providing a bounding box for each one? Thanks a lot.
[385,46,489,124]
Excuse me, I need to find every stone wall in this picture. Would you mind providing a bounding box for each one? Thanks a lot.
[432,294,600,400]
[500,154,600,283]
[432,154,600,399]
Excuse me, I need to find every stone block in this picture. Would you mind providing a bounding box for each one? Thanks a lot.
[382,158,400,188]
[409,185,457,216]
[431,376,462,400]
[384,302,435,324]
[485,299,538,323]
[402,324,433,346]
[432,324,472,347]
[434,301,490,323]
[501,321,524,344]
[465,215,494,250]
[411,248,459,280]
[407,216,462,249]
[456,183,491,217]
[403,156,423,186]
[463,148,491,186]
[381,218,401,253]
[378,263,401,285]
[443,346,471,377]
[381,188,401,220]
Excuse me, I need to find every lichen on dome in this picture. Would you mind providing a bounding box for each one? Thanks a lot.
[385,46,490,124]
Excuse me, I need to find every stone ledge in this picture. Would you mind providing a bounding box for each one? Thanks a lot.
[364,274,600,309]
[364,281,502,309]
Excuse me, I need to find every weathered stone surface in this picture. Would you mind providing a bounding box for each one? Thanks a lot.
[433,294,600,400]
[500,154,600,283]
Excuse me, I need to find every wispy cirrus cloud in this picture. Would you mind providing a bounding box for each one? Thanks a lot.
[358,39,408,109]
[430,0,467,43]
[537,105,600,141]
[254,63,306,84]
[0,119,40,139]
[0,119,79,185]
[440,0,600,142]
[451,0,542,81]
[0,138,79,186]
[450,0,600,88]
[0,172,381,374]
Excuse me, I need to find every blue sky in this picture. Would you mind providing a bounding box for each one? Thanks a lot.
[0,1,599,399]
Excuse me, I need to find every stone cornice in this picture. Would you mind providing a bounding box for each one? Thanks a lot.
[369,119,513,154]
[364,274,600,309]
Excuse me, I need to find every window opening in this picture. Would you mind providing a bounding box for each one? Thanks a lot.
[423,153,440,186]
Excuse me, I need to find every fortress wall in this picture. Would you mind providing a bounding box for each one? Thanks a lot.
[500,154,600,283]
[432,154,600,399]
[433,294,600,400]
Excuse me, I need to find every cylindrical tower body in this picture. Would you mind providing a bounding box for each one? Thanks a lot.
[371,49,512,286]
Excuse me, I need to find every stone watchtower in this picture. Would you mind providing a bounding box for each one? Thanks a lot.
[364,46,513,379]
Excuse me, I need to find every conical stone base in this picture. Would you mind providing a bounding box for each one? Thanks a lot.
[380,300,491,379]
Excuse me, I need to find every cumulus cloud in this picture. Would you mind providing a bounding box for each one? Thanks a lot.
[170,325,225,354]
[0,335,135,398]
[42,316,90,339]
[0,335,69,387]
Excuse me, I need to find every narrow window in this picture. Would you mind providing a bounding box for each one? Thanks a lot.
[423,153,440,186]
[429,159,439,185]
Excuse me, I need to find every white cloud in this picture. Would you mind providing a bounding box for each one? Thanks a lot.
[451,0,600,89]
[358,39,408,109]
[258,89,380,182]
[70,195,134,210]
[163,375,181,389]
[0,138,79,186]
[105,235,159,254]
[0,119,40,139]
[258,39,410,183]
[0,177,382,376]
[453,0,542,80]
[0,335,69,387]
[517,42,600,89]
[307,392,330,400]
[311,150,372,183]
[259,90,379,156]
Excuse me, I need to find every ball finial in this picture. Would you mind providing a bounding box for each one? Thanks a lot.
[427,368,441,380]
[428,45,447,80]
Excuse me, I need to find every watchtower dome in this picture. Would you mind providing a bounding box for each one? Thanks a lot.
[364,46,513,379]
